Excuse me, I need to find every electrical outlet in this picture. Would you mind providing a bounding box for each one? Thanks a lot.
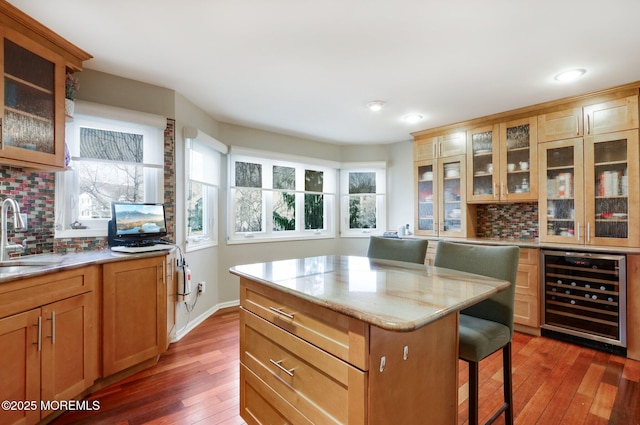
[198,281,205,294]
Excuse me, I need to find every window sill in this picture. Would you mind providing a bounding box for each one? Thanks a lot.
[227,233,335,245]
[55,228,107,239]
[185,239,218,252]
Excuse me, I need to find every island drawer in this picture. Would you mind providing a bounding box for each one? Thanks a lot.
[240,365,313,425]
[241,308,366,425]
[240,278,368,370]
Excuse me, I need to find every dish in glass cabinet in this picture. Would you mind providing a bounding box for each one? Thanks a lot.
[475,149,491,154]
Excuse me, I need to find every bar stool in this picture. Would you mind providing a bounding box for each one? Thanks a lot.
[433,241,519,425]
[366,236,428,264]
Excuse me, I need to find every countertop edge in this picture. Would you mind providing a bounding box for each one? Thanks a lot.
[0,249,174,283]
[230,260,510,332]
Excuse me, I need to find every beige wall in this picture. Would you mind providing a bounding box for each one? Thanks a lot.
[76,69,416,336]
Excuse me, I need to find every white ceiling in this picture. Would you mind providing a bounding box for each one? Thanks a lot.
[9,0,640,145]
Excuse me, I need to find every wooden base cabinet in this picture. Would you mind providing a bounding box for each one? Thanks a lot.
[240,278,458,425]
[0,267,98,425]
[514,248,540,335]
[102,256,167,376]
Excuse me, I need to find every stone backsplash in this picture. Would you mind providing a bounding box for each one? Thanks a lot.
[476,202,539,239]
[0,119,175,255]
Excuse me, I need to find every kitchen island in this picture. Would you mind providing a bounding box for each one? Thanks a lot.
[230,255,510,425]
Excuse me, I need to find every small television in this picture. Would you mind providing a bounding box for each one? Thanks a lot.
[110,202,167,246]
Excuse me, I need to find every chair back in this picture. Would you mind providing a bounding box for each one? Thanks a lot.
[433,241,519,334]
[366,236,428,264]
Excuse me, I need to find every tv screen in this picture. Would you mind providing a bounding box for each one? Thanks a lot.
[111,202,167,242]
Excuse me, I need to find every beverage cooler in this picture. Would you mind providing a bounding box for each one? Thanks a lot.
[541,250,626,353]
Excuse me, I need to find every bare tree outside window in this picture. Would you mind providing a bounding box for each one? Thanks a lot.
[348,172,376,229]
[77,128,144,219]
[235,162,263,232]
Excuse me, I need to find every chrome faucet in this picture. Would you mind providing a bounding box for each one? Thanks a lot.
[1,198,26,261]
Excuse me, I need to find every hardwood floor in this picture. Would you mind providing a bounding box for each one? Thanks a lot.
[52,308,640,425]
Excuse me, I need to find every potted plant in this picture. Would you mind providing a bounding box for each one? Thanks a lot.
[65,72,79,116]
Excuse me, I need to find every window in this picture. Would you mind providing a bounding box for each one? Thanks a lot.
[340,163,386,237]
[229,148,337,242]
[185,128,226,251]
[55,101,165,238]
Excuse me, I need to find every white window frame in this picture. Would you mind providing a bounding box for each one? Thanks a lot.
[340,162,387,237]
[184,127,226,252]
[228,147,338,243]
[55,101,165,238]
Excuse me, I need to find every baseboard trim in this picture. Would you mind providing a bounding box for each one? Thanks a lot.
[171,299,239,342]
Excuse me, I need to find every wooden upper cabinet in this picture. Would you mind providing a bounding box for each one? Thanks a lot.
[539,95,639,143]
[499,116,538,202]
[538,107,583,143]
[584,95,639,136]
[0,2,91,170]
[414,131,466,161]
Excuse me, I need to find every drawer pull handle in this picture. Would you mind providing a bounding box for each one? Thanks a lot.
[269,307,295,319]
[270,359,295,377]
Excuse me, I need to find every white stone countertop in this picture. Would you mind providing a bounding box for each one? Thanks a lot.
[230,255,510,331]
[0,249,174,283]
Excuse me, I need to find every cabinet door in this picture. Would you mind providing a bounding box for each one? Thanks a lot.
[415,160,438,236]
[0,27,66,169]
[584,130,640,246]
[438,155,466,237]
[41,292,97,417]
[102,256,166,376]
[165,252,176,347]
[414,137,436,161]
[538,108,583,143]
[438,131,466,157]
[467,124,499,202]
[500,117,538,201]
[0,309,41,425]
[538,138,585,244]
[584,95,639,136]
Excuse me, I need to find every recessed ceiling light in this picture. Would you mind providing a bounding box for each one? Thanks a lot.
[554,68,586,82]
[367,100,385,111]
[403,114,423,124]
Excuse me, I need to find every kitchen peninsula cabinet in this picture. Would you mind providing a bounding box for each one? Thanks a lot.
[0,266,98,425]
[0,1,91,170]
[102,256,167,376]
[233,256,510,425]
[539,130,640,247]
[467,118,537,203]
[538,95,639,143]
[415,154,472,237]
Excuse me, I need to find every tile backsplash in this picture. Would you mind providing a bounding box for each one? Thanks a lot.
[0,119,175,255]
[476,202,539,239]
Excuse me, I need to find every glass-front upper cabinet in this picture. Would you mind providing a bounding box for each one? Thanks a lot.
[415,155,467,237]
[499,117,537,202]
[439,156,466,237]
[540,130,640,247]
[467,124,499,203]
[584,130,639,247]
[416,160,437,236]
[1,28,66,168]
[539,138,584,244]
